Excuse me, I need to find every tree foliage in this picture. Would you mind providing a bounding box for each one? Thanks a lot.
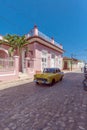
[3,34,28,56]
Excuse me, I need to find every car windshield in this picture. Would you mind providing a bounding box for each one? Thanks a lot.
[43,68,56,73]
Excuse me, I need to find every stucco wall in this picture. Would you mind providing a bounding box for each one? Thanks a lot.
[0,41,63,80]
[32,42,63,73]
[0,56,19,81]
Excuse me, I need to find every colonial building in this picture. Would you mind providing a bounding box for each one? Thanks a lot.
[63,56,84,71]
[0,25,64,81]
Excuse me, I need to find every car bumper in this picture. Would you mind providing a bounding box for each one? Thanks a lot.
[34,80,50,84]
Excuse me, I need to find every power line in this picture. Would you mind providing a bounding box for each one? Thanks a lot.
[0,2,33,33]
[0,15,18,27]
[5,4,35,26]
[0,3,36,34]
[0,15,23,34]
[8,4,35,21]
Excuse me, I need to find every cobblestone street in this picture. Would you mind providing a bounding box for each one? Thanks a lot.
[0,72,87,130]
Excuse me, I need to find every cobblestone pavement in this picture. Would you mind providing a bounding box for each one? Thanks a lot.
[0,72,87,130]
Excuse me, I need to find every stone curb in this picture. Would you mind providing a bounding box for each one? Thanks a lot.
[0,78,33,90]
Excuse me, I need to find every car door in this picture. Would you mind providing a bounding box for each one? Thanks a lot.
[56,69,62,81]
[53,69,58,82]
[54,69,59,81]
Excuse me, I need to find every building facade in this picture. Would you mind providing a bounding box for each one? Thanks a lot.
[0,26,64,81]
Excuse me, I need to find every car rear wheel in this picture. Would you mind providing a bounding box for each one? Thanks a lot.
[83,79,87,91]
[84,86,87,91]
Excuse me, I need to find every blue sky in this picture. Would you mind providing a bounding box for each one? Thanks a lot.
[0,0,87,61]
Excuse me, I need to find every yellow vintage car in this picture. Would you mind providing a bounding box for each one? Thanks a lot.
[34,68,64,86]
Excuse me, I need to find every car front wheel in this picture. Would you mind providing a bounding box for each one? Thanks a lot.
[50,79,55,86]
[36,82,39,85]
[60,77,63,81]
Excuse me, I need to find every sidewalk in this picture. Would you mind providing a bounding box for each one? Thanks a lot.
[63,69,82,73]
[0,77,33,90]
[0,69,82,90]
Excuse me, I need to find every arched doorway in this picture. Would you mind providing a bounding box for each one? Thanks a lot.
[0,48,10,72]
[0,48,9,58]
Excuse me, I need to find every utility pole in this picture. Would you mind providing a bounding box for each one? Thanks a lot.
[71,54,73,71]
[70,53,76,71]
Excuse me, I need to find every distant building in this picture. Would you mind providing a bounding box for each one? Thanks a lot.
[63,56,84,71]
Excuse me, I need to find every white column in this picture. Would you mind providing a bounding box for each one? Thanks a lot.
[14,56,19,76]
[33,25,38,36]
[51,37,54,44]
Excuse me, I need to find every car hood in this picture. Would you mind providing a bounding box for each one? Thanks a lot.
[35,73,53,78]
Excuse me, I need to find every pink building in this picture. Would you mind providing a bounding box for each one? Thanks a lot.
[0,26,64,81]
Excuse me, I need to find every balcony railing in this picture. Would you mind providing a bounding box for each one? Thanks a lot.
[38,31,63,49]
[26,28,63,49]
[38,31,52,43]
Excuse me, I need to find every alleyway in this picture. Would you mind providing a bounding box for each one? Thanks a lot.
[0,72,87,130]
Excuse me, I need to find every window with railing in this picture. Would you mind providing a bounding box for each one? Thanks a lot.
[41,51,48,71]
[0,58,14,72]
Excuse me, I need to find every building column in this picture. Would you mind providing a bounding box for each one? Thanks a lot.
[14,56,19,76]
[33,25,38,36]
[51,37,54,44]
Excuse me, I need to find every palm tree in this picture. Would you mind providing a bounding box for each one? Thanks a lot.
[4,34,28,55]
[4,34,29,72]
